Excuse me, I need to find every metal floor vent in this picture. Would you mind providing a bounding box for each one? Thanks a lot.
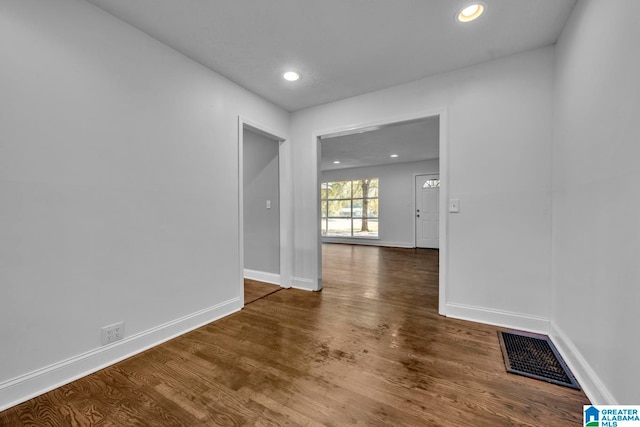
[498,330,580,390]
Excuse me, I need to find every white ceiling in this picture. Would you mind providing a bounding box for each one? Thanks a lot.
[84,0,576,112]
[321,117,439,171]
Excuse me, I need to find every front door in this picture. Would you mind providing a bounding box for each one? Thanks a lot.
[415,174,439,248]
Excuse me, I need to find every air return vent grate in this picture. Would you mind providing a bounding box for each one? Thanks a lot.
[498,330,580,390]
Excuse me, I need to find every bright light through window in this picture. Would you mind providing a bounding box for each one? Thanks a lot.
[321,178,379,238]
[423,179,440,188]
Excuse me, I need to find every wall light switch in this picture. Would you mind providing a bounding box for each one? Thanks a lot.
[266,200,271,209]
[449,199,460,213]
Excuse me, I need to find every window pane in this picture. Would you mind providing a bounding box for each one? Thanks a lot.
[352,199,363,217]
[328,200,351,217]
[352,199,379,218]
[352,178,377,198]
[327,181,351,199]
[423,179,440,188]
[352,219,378,237]
[321,178,379,238]
[352,180,363,198]
[367,178,379,197]
[365,198,378,218]
[327,218,352,236]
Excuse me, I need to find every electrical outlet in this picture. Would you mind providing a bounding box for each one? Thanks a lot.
[101,321,124,345]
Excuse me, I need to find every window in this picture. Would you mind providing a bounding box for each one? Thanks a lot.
[423,178,440,188]
[321,178,379,237]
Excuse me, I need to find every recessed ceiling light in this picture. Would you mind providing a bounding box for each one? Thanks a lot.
[456,3,485,23]
[283,71,300,81]
[333,160,341,164]
[390,154,399,158]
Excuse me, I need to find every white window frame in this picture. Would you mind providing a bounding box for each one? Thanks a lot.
[321,178,379,238]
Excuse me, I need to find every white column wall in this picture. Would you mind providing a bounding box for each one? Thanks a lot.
[551,0,640,404]
[0,0,288,409]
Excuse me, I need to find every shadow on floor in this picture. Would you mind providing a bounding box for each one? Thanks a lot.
[244,279,281,304]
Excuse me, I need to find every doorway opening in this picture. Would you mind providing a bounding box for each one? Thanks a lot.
[238,117,291,307]
[313,110,448,314]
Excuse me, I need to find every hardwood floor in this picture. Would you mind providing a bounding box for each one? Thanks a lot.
[0,244,589,426]
[244,279,281,305]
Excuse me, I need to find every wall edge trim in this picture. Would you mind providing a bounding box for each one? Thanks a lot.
[244,269,281,286]
[549,322,616,405]
[292,277,318,291]
[0,297,241,412]
[446,302,550,334]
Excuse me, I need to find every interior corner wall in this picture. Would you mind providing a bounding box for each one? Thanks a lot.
[243,129,280,275]
[321,160,439,247]
[0,0,288,410]
[291,46,554,331]
[551,0,640,404]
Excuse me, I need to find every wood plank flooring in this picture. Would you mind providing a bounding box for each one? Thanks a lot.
[0,244,589,426]
[244,279,281,305]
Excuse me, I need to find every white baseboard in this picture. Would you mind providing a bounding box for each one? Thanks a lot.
[244,269,280,286]
[446,303,550,334]
[292,276,319,291]
[0,297,242,412]
[549,323,616,405]
[322,238,415,248]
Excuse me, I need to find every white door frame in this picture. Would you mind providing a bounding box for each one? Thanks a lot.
[312,109,449,315]
[238,116,292,306]
[413,173,440,249]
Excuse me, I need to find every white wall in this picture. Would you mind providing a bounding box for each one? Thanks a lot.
[243,129,280,275]
[8,0,630,411]
[321,160,439,247]
[0,0,288,409]
[291,47,554,331]
[551,0,640,404]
